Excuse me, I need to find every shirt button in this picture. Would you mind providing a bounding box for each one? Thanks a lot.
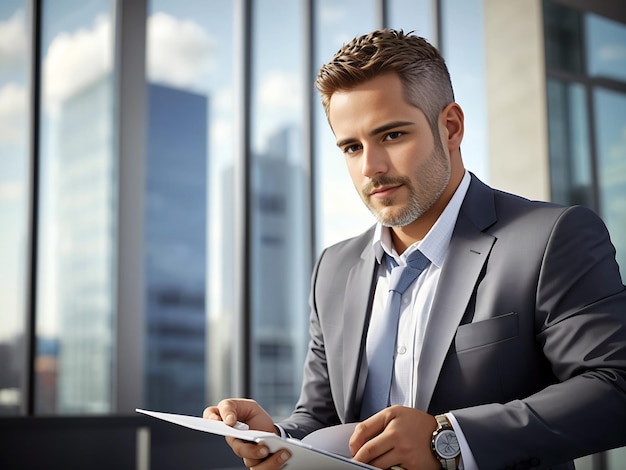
[403,297,410,304]
[397,346,407,355]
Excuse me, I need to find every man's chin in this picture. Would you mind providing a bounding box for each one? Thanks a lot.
[374,210,417,228]
[380,220,413,228]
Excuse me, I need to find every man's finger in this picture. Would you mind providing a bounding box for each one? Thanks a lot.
[225,436,269,460]
[243,449,291,469]
[217,399,240,426]
[202,406,221,420]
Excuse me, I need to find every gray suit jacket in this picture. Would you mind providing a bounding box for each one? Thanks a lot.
[278,175,626,469]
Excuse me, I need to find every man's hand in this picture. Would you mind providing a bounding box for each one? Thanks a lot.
[349,405,440,470]
[203,398,291,469]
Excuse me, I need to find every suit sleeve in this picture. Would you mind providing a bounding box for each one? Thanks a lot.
[277,248,342,438]
[452,205,626,469]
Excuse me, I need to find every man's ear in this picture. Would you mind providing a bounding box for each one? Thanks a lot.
[440,102,464,152]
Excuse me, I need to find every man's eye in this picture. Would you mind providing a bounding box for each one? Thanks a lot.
[344,144,361,154]
[385,131,403,140]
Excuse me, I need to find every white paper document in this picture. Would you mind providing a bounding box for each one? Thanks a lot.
[136,409,378,469]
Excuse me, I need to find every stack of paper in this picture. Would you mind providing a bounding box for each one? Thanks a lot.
[136,409,378,469]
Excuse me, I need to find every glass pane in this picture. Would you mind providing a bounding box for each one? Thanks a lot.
[0,0,29,416]
[314,0,378,251]
[35,0,115,415]
[441,0,489,182]
[387,0,435,41]
[546,78,594,207]
[249,0,310,419]
[608,446,626,470]
[586,13,626,82]
[594,87,626,273]
[543,0,584,73]
[146,0,235,414]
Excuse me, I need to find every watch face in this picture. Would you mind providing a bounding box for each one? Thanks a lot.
[435,429,460,458]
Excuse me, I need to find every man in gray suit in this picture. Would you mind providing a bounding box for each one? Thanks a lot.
[205,29,626,470]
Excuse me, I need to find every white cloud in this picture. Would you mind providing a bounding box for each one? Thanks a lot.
[210,117,231,140]
[40,11,215,112]
[213,86,233,111]
[0,83,27,142]
[259,70,302,112]
[0,9,27,68]
[43,14,112,112]
[319,3,346,23]
[252,71,303,151]
[147,12,214,90]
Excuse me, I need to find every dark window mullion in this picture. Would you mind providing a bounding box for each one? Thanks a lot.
[24,0,43,417]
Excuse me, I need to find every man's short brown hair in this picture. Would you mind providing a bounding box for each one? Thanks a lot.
[315,29,455,131]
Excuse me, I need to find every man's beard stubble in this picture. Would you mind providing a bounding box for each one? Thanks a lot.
[360,145,451,227]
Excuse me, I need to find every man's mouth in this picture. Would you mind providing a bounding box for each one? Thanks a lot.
[370,184,401,199]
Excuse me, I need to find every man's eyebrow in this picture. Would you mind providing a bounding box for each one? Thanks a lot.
[372,121,414,135]
[336,121,414,148]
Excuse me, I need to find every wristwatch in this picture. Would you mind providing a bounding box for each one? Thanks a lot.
[431,414,460,470]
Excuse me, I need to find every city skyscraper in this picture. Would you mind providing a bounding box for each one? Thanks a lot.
[54,77,116,414]
[144,83,208,415]
[41,79,209,415]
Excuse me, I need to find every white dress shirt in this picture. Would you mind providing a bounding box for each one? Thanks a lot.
[369,170,477,469]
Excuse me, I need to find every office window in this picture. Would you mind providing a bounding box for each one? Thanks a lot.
[0,0,29,416]
[543,0,584,74]
[586,13,626,82]
[544,1,626,282]
[146,0,235,415]
[249,0,310,419]
[546,79,594,207]
[35,0,116,414]
[387,0,435,39]
[440,0,489,182]
[586,14,626,277]
[545,3,626,464]
[313,0,378,251]
[544,2,593,209]
[594,88,626,276]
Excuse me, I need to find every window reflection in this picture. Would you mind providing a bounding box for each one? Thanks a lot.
[0,1,29,416]
[543,0,584,74]
[387,0,435,39]
[314,0,377,251]
[144,84,207,415]
[609,446,626,470]
[146,0,235,414]
[440,0,489,182]
[35,0,115,414]
[594,88,626,272]
[544,0,626,282]
[250,0,310,419]
[586,14,626,82]
[546,79,594,207]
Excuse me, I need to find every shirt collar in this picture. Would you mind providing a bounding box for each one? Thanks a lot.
[373,170,471,267]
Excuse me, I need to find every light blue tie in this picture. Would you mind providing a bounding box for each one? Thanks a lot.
[360,249,430,419]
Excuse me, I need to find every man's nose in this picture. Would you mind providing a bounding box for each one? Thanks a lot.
[361,145,388,177]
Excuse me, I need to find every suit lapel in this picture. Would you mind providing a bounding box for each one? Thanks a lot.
[342,242,378,421]
[415,175,497,411]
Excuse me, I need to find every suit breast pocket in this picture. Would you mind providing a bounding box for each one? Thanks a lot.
[454,312,519,352]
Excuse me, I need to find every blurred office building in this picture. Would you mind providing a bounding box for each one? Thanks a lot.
[144,83,208,415]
